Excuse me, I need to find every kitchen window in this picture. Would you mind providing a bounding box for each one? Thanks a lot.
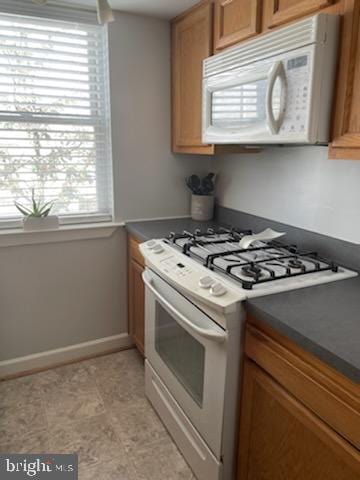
[0,12,113,227]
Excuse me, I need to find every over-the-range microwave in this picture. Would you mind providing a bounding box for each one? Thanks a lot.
[202,14,339,145]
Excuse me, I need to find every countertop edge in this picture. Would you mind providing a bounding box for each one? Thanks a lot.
[245,301,360,384]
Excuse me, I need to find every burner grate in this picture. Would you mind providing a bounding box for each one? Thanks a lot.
[166,228,339,290]
[167,227,252,255]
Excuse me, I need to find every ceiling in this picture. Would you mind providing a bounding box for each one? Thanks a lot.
[67,0,200,19]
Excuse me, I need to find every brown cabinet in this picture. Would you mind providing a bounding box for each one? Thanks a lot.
[128,235,145,355]
[172,0,360,159]
[263,0,335,28]
[171,1,214,154]
[214,0,261,50]
[237,319,360,479]
[329,0,360,159]
[238,359,360,480]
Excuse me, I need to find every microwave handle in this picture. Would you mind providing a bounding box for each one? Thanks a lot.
[142,271,227,344]
[266,61,287,134]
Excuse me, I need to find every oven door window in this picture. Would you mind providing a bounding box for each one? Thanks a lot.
[211,79,267,130]
[155,303,205,407]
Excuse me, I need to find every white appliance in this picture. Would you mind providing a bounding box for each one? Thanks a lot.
[202,14,339,145]
[140,229,357,480]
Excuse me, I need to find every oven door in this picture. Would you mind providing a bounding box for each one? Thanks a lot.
[142,269,228,457]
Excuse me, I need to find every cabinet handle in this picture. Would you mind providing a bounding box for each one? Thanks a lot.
[222,0,234,6]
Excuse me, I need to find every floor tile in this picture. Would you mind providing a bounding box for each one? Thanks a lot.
[0,427,50,454]
[0,401,47,438]
[0,375,43,408]
[0,349,194,479]
[49,414,123,468]
[80,456,136,480]
[109,397,169,453]
[45,389,105,427]
[96,367,145,408]
[131,438,193,480]
[34,362,95,401]
[87,349,144,380]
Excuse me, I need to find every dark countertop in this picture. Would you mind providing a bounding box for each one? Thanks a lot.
[246,278,360,383]
[125,218,360,384]
[126,218,223,242]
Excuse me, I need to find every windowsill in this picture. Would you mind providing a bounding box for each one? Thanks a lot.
[0,221,125,248]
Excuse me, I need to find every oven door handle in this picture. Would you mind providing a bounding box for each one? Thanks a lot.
[142,271,227,344]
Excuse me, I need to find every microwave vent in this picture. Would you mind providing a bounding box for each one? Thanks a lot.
[204,14,331,78]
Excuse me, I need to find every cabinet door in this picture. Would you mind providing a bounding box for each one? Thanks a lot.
[238,360,360,480]
[329,0,360,159]
[172,1,214,154]
[214,0,261,50]
[264,0,334,28]
[128,257,145,355]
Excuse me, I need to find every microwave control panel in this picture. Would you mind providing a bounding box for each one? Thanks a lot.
[280,54,310,135]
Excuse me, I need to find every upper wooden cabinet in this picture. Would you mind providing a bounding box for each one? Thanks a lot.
[329,0,360,159]
[171,1,214,154]
[263,0,335,28]
[172,0,360,159]
[214,0,261,50]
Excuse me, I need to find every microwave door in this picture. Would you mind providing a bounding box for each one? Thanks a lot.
[203,61,287,143]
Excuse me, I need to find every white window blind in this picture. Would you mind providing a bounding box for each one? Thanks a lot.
[0,12,113,225]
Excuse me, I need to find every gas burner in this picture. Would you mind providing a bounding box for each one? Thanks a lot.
[288,258,304,269]
[241,264,264,279]
[166,226,343,290]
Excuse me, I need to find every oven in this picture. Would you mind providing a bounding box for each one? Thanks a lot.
[142,267,244,480]
[142,268,228,457]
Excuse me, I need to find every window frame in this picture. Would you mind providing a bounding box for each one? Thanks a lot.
[0,12,114,229]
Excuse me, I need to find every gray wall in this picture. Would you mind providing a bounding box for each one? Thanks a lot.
[215,147,360,244]
[0,229,127,361]
[0,12,211,362]
[110,12,212,221]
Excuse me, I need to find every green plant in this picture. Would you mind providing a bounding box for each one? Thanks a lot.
[15,189,55,218]
[186,173,216,195]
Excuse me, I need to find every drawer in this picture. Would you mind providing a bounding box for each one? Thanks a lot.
[128,235,144,267]
[245,323,360,449]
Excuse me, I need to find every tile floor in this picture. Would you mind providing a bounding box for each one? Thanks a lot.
[0,349,195,479]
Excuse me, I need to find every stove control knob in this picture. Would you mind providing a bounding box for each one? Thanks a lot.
[153,244,164,254]
[199,276,215,289]
[210,282,227,297]
[145,240,157,250]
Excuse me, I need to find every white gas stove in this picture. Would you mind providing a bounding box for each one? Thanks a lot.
[142,227,356,316]
[139,226,357,480]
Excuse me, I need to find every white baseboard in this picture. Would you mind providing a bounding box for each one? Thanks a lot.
[0,333,133,378]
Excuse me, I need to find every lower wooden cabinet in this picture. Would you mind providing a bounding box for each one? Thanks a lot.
[238,359,360,480]
[237,320,360,479]
[128,235,145,355]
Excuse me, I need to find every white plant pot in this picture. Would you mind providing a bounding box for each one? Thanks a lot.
[191,195,214,221]
[22,215,59,231]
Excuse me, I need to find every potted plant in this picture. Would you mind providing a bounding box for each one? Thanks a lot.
[186,173,216,221]
[15,189,59,231]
